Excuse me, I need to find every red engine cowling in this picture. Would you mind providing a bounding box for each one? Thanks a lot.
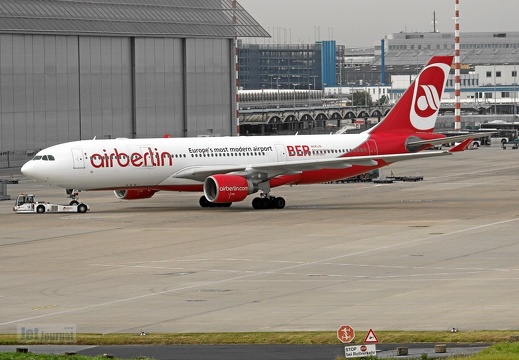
[204,175,254,203]
[114,189,156,200]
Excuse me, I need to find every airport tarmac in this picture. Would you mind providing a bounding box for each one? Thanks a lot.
[1,145,519,335]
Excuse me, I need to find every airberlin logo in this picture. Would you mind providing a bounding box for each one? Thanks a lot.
[416,84,441,116]
[410,63,449,131]
[90,148,173,168]
[219,185,249,192]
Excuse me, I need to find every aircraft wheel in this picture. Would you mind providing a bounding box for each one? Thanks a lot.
[269,198,277,209]
[199,196,210,208]
[221,202,232,207]
[77,203,88,213]
[36,205,45,213]
[273,197,286,209]
[261,198,271,209]
[252,197,261,209]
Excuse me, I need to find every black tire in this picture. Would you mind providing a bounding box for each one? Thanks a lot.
[36,205,45,213]
[77,203,88,213]
[261,198,271,209]
[199,196,210,207]
[269,198,277,209]
[252,197,262,209]
[274,197,286,209]
[70,200,79,206]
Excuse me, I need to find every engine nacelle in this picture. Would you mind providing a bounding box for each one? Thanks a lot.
[204,175,254,203]
[114,189,156,200]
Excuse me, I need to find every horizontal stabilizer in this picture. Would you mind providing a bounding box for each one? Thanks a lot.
[406,132,493,149]
[449,139,473,152]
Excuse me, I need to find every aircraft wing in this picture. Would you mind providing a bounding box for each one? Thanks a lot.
[407,132,492,148]
[172,150,451,181]
[172,165,248,180]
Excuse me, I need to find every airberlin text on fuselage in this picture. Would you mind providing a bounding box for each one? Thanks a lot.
[90,148,173,168]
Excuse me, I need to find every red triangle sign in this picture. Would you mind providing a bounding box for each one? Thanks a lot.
[364,329,379,343]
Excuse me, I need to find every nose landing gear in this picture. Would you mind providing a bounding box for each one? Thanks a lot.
[66,189,81,206]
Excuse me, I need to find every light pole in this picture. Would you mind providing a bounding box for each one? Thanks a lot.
[292,83,299,109]
[310,75,318,91]
[307,83,312,107]
[276,77,281,109]
[261,85,266,129]
[494,64,497,115]
[322,83,327,107]
[514,60,517,116]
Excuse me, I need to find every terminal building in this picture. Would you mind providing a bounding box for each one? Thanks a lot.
[342,31,519,85]
[238,31,519,134]
[239,31,519,92]
[0,0,267,168]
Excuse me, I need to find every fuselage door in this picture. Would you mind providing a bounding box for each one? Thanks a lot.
[367,139,378,155]
[71,148,85,169]
[139,146,155,168]
[275,144,286,163]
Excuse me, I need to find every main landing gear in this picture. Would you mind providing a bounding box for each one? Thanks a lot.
[252,195,285,209]
[198,194,286,210]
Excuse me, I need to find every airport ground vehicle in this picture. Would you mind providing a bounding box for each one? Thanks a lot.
[334,170,379,183]
[479,120,519,145]
[437,131,491,148]
[13,193,89,213]
[501,138,519,149]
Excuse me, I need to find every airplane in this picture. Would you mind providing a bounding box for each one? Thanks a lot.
[21,55,485,210]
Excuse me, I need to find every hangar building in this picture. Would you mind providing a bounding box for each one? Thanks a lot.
[0,0,267,168]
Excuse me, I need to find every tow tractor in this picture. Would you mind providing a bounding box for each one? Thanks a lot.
[13,192,89,214]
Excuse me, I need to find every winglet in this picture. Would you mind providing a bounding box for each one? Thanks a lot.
[449,138,473,152]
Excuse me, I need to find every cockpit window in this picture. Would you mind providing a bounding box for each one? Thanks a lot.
[36,155,55,161]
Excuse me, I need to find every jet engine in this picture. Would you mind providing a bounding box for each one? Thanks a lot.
[114,189,156,200]
[204,175,254,203]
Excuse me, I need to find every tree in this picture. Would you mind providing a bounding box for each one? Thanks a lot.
[352,91,372,106]
[376,95,388,106]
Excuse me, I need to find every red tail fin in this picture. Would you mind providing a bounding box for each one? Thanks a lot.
[368,56,453,135]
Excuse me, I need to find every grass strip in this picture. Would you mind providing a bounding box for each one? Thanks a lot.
[0,331,518,345]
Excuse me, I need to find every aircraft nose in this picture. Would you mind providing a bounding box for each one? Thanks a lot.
[21,160,38,180]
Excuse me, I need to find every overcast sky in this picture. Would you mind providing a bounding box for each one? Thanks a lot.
[238,0,519,47]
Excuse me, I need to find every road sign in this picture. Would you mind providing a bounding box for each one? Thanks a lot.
[337,325,355,343]
[344,344,377,358]
[363,328,379,343]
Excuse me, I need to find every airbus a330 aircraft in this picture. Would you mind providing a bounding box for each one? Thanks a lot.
[21,55,482,210]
